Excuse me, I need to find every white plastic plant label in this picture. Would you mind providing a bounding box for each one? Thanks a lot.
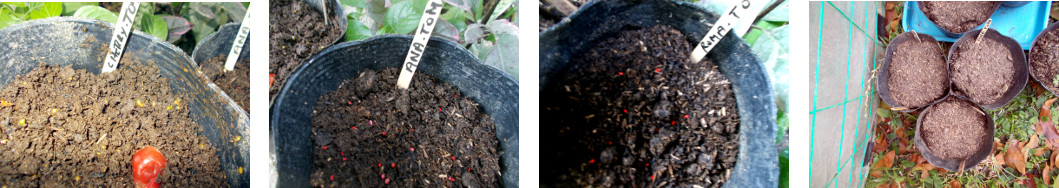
[102,2,140,73]
[225,4,253,71]
[690,0,757,63]
[396,0,445,89]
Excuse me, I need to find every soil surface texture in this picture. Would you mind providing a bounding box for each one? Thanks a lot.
[921,97,987,160]
[920,1,999,33]
[310,68,501,187]
[0,61,226,186]
[1031,27,1059,91]
[887,35,949,108]
[269,0,344,98]
[201,56,249,112]
[950,35,1014,105]
[540,25,741,187]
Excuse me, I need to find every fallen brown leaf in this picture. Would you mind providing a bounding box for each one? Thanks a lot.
[876,150,896,169]
[898,139,910,155]
[995,140,1004,152]
[1042,98,1056,122]
[1046,166,1053,185]
[996,153,1006,166]
[895,125,906,139]
[1041,120,1059,140]
[1026,135,1040,158]
[1007,140,1028,175]
[948,179,962,188]
[875,183,889,188]
[874,136,889,154]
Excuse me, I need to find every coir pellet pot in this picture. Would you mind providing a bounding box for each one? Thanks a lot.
[269,35,519,187]
[0,18,250,187]
[539,0,778,187]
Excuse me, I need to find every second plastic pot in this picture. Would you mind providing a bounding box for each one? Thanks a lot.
[269,35,519,187]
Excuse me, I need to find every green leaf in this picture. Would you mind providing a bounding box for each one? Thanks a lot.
[162,16,191,43]
[140,13,168,41]
[779,148,789,188]
[26,2,60,20]
[876,108,891,118]
[0,6,24,29]
[484,32,517,78]
[384,0,421,34]
[61,2,96,16]
[345,18,372,41]
[72,6,117,24]
[340,0,367,9]
[2,2,25,8]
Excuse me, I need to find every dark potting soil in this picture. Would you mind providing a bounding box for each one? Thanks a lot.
[540,25,740,187]
[309,68,501,187]
[0,61,226,186]
[1031,28,1059,91]
[200,56,249,112]
[921,97,986,160]
[920,1,999,33]
[269,0,344,98]
[950,36,1014,105]
[887,37,948,108]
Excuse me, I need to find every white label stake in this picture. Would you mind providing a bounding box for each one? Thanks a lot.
[690,0,756,63]
[225,4,253,71]
[102,2,140,73]
[396,0,444,89]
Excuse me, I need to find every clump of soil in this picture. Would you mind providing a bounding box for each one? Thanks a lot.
[1031,27,1059,91]
[949,35,1014,105]
[920,97,987,160]
[920,1,999,33]
[0,61,226,186]
[269,0,344,98]
[887,35,949,108]
[200,55,249,112]
[310,68,501,187]
[540,25,740,187]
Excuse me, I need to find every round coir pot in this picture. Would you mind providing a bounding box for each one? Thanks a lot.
[947,28,1028,109]
[918,1,1001,37]
[270,35,519,187]
[878,31,949,112]
[914,96,994,171]
[1029,22,1059,95]
[539,0,778,187]
[0,17,250,187]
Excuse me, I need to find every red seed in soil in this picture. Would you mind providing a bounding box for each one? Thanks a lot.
[645,163,650,167]
[684,114,689,118]
[671,121,676,125]
[651,175,655,180]
[655,68,661,72]
[382,131,386,136]
[589,159,595,164]
[451,156,456,160]
[449,177,455,182]
[343,158,347,161]
[608,141,613,145]
[381,174,386,179]
[369,120,373,125]
[410,147,415,151]
[468,168,471,171]
[623,109,628,113]
[322,146,327,150]
[411,128,414,131]
[347,101,352,105]
[439,108,442,111]
[351,126,356,130]
[619,72,624,76]
[377,163,382,167]
[391,163,395,167]
[385,178,390,184]
[330,175,334,181]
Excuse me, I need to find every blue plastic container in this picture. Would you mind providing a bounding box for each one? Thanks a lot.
[903,1,1050,50]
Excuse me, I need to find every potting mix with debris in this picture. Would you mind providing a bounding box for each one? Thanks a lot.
[0,41,227,186]
[309,68,501,187]
[867,2,1059,187]
[540,25,741,187]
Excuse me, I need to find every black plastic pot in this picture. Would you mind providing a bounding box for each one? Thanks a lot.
[1029,22,1059,95]
[878,32,949,112]
[270,35,519,187]
[0,18,250,187]
[1001,1,1030,8]
[918,2,1001,37]
[947,28,1028,109]
[914,96,995,171]
[192,23,250,114]
[539,0,777,187]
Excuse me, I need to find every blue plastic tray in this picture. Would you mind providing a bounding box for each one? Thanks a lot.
[903,1,1050,50]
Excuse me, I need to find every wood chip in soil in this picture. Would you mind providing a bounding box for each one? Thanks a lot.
[921,97,987,160]
[541,25,740,187]
[950,36,1014,105]
[269,0,344,98]
[887,35,948,108]
[310,68,501,187]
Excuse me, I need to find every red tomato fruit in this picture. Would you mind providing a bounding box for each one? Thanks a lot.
[132,146,166,188]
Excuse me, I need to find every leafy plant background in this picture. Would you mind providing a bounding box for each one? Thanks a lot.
[0,2,249,55]
[339,0,519,79]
